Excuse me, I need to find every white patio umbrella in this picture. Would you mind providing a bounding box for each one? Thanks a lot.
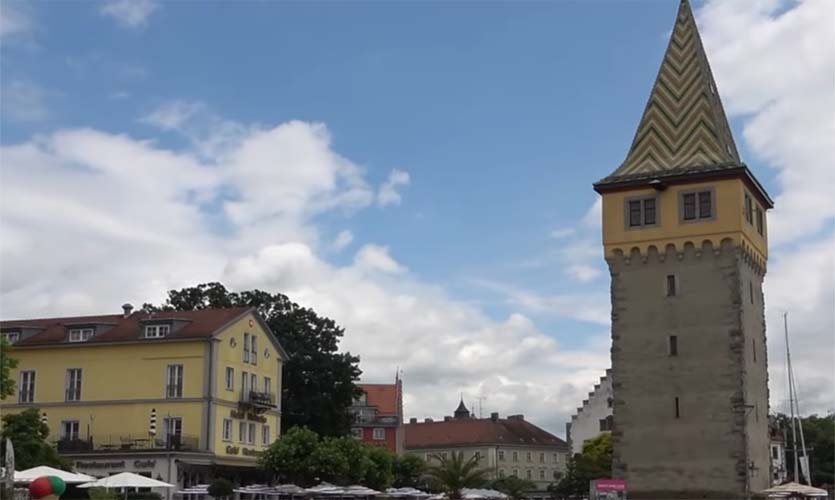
[79,472,175,499]
[14,466,95,484]
[760,482,828,498]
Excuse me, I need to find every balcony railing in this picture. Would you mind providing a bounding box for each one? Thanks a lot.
[55,434,199,453]
[240,390,276,409]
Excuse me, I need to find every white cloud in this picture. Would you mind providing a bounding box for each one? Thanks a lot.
[0,2,31,41]
[332,230,354,252]
[100,0,158,29]
[377,169,411,207]
[1,112,608,435]
[549,228,575,240]
[1,80,50,123]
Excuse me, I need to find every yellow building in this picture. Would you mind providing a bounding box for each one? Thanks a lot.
[0,304,288,494]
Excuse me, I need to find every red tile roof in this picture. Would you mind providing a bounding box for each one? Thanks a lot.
[359,383,398,415]
[404,417,568,449]
[1,306,253,346]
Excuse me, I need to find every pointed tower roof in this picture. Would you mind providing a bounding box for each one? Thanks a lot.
[454,398,471,419]
[596,0,764,194]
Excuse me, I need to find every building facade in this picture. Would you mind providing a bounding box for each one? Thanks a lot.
[404,403,569,494]
[566,370,612,455]
[0,305,287,495]
[349,377,404,454]
[593,1,772,497]
[769,422,787,486]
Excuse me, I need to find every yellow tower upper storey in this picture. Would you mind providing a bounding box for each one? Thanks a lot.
[594,0,772,263]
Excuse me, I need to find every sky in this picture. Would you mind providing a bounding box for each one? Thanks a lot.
[0,0,832,437]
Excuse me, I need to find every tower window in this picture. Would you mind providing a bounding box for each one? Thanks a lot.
[674,397,680,419]
[755,207,764,235]
[749,281,754,304]
[744,193,754,224]
[669,335,678,356]
[753,339,757,363]
[681,190,713,221]
[666,274,677,297]
[627,197,657,228]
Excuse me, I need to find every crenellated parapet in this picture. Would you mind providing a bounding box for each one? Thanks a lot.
[605,238,766,276]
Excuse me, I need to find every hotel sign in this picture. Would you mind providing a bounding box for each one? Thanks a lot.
[76,460,157,469]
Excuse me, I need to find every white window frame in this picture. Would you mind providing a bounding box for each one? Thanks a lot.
[251,335,257,365]
[498,450,505,461]
[2,331,20,343]
[65,368,82,401]
[225,367,234,391]
[145,324,170,339]
[243,333,251,363]
[264,377,272,398]
[262,425,270,446]
[166,364,184,399]
[248,422,256,445]
[61,420,80,440]
[239,421,248,443]
[539,469,545,480]
[68,328,94,342]
[222,418,233,442]
[526,469,532,479]
[19,370,35,403]
[351,428,363,440]
[250,373,257,393]
[372,428,385,440]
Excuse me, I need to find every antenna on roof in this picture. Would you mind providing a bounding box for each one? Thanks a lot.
[475,395,488,418]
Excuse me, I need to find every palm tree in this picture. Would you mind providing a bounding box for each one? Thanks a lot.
[425,452,490,499]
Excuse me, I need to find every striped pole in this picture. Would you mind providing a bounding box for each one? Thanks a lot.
[149,408,157,436]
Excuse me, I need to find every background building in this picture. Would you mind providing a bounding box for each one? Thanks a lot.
[349,376,404,453]
[769,421,787,485]
[566,370,612,455]
[593,0,772,496]
[1,305,287,495]
[404,402,568,495]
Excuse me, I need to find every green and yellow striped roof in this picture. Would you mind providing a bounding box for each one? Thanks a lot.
[600,0,740,184]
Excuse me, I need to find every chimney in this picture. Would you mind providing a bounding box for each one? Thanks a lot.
[490,412,499,421]
[424,418,433,423]
[444,416,452,422]
[409,418,417,424]
[508,414,524,421]
[122,303,134,318]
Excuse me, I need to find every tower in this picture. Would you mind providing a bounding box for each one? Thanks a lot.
[593,1,773,497]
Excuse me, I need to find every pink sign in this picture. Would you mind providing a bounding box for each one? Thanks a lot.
[594,479,627,491]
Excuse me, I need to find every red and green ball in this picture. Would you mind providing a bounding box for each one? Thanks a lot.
[29,476,67,499]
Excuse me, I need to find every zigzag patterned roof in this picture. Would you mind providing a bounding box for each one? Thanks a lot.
[600,0,740,184]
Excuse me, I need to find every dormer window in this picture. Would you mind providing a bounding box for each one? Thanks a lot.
[68,328,94,343]
[2,331,20,344]
[145,324,170,338]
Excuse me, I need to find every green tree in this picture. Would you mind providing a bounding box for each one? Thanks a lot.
[0,338,18,400]
[491,476,537,500]
[364,445,395,490]
[148,282,362,436]
[393,454,427,488]
[551,434,612,498]
[425,452,490,499]
[773,413,834,487]
[259,426,321,486]
[0,408,69,470]
[208,479,235,500]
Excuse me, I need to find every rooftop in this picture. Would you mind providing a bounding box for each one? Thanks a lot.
[404,414,567,450]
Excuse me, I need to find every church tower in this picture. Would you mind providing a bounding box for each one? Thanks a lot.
[593,1,773,497]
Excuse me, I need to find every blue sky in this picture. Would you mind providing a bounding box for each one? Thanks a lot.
[1,0,831,433]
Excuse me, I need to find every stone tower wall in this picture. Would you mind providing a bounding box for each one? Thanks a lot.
[608,239,769,499]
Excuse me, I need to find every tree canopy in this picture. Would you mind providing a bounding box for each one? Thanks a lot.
[147,282,362,436]
[773,412,834,487]
[490,476,537,500]
[0,338,18,400]
[424,452,490,500]
[550,433,612,498]
[393,454,427,488]
[0,408,69,470]
[259,426,401,489]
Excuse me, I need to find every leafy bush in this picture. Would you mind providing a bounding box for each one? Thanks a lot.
[208,478,235,499]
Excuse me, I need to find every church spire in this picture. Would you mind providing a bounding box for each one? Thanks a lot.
[454,397,471,419]
[599,0,740,184]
